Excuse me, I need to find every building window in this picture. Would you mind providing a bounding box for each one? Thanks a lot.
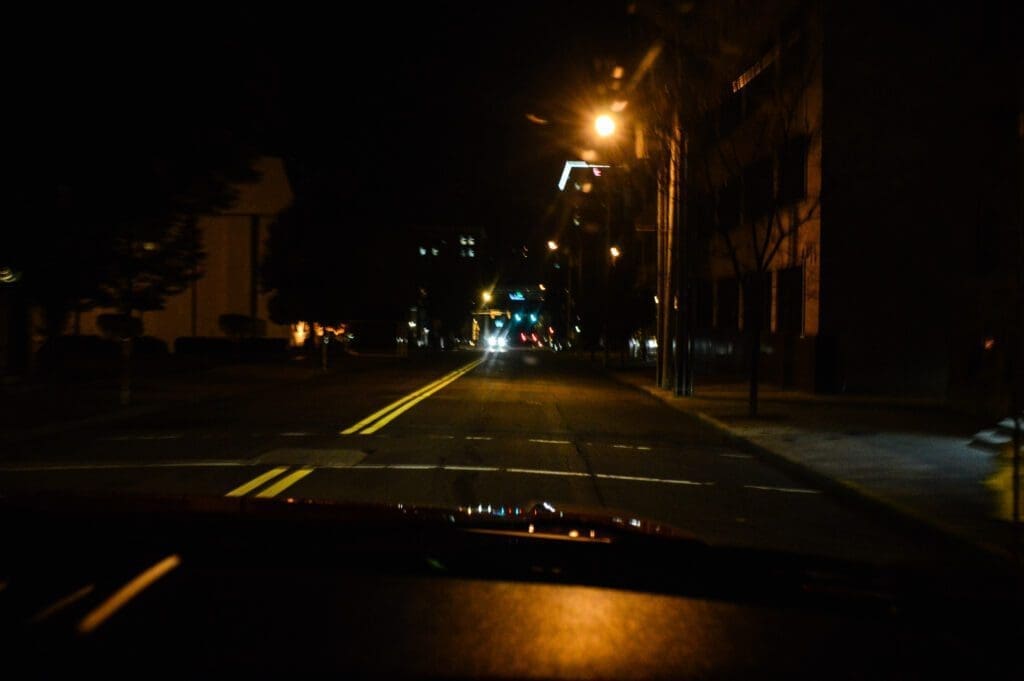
[778,136,809,205]
[717,278,740,330]
[418,246,427,256]
[467,236,475,246]
[742,272,772,330]
[468,248,475,258]
[776,267,803,335]
[718,180,741,231]
[743,158,773,222]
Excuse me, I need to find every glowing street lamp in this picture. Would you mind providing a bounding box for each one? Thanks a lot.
[547,240,559,251]
[595,114,616,138]
[609,245,621,260]
[482,291,493,304]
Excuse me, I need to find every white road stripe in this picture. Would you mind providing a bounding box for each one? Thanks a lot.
[721,454,753,459]
[465,436,493,441]
[0,461,247,473]
[636,446,652,451]
[351,464,387,469]
[529,439,571,445]
[388,464,438,470]
[505,468,589,477]
[429,435,457,440]
[612,444,634,449]
[595,473,707,486]
[443,465,500,472]
[744,484,820,494]
[280,432,311,437]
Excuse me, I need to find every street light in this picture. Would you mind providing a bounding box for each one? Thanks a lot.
[482,291,492,304]
[547,240,559,251]
[595,114,616,137]
[609,245,621,260]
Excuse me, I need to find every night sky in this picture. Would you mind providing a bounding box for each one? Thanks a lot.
[10,3,631,277]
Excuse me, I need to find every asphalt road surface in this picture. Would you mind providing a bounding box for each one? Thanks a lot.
[0,349,990,566]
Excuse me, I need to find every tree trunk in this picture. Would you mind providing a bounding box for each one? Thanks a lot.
[749,321,761,417]
[747,280,763,417]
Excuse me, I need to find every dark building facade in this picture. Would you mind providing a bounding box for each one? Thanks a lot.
[657,0,1021,414]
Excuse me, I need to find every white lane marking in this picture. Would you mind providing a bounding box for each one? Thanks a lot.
[529,439,572,445]
[0,461,248,473]
[595,473,708,486]
[636,446,652,451]
[505,468,589,477]
[30,584,95,624]
[465,436,493,441]
[351,464,387,469]
[102,434,182,441]
[280,432,311,437]
[744,484,820,494]
[428,435,457,440]
[77,555,181,634]
[612,444,634,449]
[388,464,438,470]
[443,465,499,471]
[721,454,753,459]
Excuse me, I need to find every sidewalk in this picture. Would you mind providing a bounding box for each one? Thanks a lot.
[609,365,1023,563]
[0,360,344,442]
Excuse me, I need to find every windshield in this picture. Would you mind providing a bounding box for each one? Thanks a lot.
[3,2,1022,577]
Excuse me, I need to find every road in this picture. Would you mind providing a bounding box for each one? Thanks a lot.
[0,348,986,566]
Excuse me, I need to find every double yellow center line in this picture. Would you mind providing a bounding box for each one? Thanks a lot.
[340,357,485,435]
[226,466,314,498]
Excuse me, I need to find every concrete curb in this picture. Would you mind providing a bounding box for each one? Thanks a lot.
[606,370,1020,568]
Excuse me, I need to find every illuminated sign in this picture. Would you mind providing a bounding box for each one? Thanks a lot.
[508,291,525,301]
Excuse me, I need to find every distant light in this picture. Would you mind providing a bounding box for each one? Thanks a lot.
[467,237,475,245]
[142,241,159,251]
[568,529,580,538]
[494,319,504,328]
[460,236,467,245]
[408,321,417,329]
[431,248,439,256]
[574,325,581,333]
[609,246,621,259]
[529,314,537,323]
[538,284,546,291]
[509,291,525,301]
[646,338,658,349]
[525,113,549,125]
[0,266,20,283]
[581,182,593,193]
[580,149,598,162]
[653,295,659,305]
[612,66,624,79]
[482,291,492,303]
[595,114,616,137]
[547,240,558,251]
[520,332,527,342]
[983,337,995,351]
[611,100,628,113]
[467,249,475,258]
[592,167,602,177]
[514,313,523,322]
[418,247,427,256]
[542,502,556,512]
